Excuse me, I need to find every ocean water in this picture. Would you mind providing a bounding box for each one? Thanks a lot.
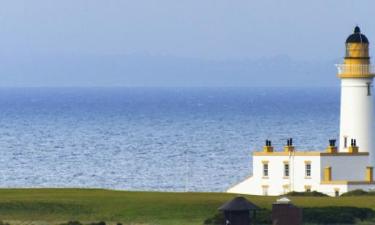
[0,87,339,192]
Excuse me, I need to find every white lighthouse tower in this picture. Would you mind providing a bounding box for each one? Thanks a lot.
[337,26,375,165]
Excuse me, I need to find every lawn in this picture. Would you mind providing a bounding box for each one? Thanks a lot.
[0,189,374,225]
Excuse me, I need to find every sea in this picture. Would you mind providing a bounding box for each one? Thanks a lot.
[0,87,339,192]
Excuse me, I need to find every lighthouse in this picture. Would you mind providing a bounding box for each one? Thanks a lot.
[337,26,374,165]
[227,26,375,197]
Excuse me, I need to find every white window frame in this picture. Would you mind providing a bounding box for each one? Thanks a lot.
[263,163,269,177]
[305,163,311,178]
[262,186,269,196]
[284,163,289,177]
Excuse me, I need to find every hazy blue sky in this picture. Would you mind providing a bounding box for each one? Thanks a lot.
[0,1,374,87]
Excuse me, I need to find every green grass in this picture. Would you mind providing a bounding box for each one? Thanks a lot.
[0,189,374,224]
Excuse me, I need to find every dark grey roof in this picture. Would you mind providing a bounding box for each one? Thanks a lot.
[218,196,260,211]
[346,26,369,44]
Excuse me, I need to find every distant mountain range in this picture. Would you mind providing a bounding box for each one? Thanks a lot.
[0,54,339,87]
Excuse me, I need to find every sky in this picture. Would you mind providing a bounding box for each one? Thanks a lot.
[0,0,374,87]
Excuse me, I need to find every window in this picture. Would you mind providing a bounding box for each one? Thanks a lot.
[284,163,289,177]
[367,82,371,96]
[263,163,269,177]
[344,136,348,148]
[262,186,269,196]
[283,185,290,194]
[305,163,311,177]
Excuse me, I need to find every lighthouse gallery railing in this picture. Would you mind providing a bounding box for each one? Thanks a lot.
[336,64,375,77]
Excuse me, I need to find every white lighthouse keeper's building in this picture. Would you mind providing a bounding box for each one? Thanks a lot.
[227,26,375,197]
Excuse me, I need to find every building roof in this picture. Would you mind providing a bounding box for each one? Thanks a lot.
[218,196,259,211]
[346,26,369,44]
[275,197,292,204]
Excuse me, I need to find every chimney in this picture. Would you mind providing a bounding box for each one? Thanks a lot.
[284,138,295,152]
[349,139,359,153]
[263,139,274,153]
[326,139,337,153]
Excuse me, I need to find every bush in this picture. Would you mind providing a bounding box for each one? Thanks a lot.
[60,221,83,225]
[254,208,272,224]
[286,191,328,197]
[303,207,375,224]
[87,222,105,225]
[341,189,375,197]
[204,206,375,225]
[204,213,224,225]
[0,221,10,225]
[60,221,106,225]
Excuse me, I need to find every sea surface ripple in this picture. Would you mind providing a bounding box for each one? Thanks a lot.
[0,87,339,192]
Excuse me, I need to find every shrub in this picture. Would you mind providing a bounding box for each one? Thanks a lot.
[60,221,106,225]
[204,206,375,224]
[341,189,375,197]
[88,222,105,225]
[303,207,375,224]
[286,191,328,197]
[254,208,272,224]
[60,221,83,225]
[204,213,224,225]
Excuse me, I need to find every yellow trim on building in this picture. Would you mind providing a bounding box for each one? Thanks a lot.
[338,73,374,78]
[338,42,374,78]
[321,180,375,185]
[348,146,359,153]
[326,146,338,153]
[263,146,273,153]
[324,166,332,182]
[284,146,294,152]
[253,151,369,157]
[366,167,373,182]
[321,152,369,156]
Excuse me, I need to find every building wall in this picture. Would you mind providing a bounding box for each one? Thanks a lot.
[318,184,348,197]
[227,153,373,196]
[321,155,370,181]
[250,155,322,196]
[347,184,375,192]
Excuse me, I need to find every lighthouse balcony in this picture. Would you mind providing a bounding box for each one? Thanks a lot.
[336,64,375,78]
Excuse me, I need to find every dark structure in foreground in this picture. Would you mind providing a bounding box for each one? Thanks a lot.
[218,196,259,225]
[272,198,302,225]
